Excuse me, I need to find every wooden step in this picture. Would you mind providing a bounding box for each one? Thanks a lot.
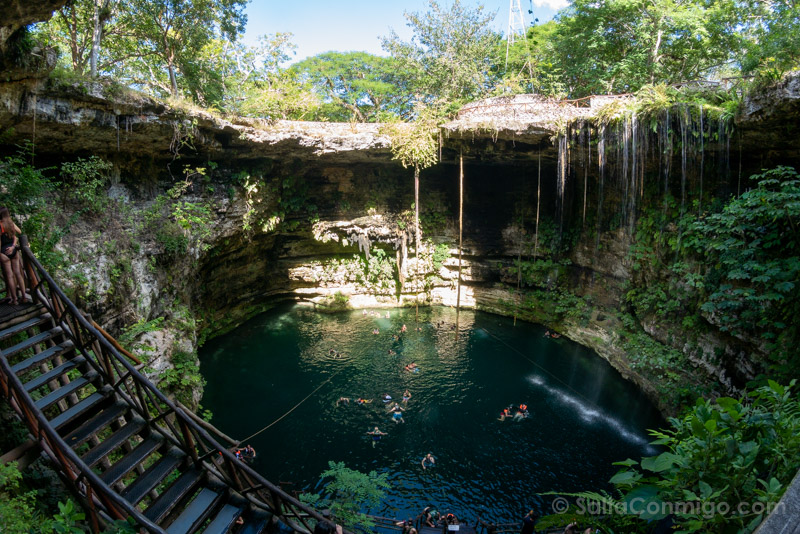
[82,418,147,467]
[34,372,97,411]
[165,487,222,534]
[144,469,203,524]
[24,356,86,392]
[50,388,112,430]
[202,503,243,534]
[3,327,63,358]
[237,510,272,534]
[11,341,75,374]
[0,313,51,342]
[62,402,128,448]
[120,448,185,506]
[100,436,163,486]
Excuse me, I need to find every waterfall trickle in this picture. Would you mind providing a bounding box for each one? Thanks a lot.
[596,125,606,250]
[584,123,591,226]
[680,105,688,216]
[557,134,568,235]
[699,105,704,215]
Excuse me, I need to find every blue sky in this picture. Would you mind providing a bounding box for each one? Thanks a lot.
[242,0,564,63]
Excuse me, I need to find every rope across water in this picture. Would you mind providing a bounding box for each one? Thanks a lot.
[237,364,349,444]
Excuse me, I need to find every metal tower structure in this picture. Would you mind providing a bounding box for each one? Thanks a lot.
[505,0,527,67]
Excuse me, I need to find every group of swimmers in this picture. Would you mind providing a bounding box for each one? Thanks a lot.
[498,404,529,421]
[234,444,256,462]
[544,330,561,339]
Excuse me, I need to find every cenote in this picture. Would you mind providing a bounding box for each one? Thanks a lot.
[200,304,662,522]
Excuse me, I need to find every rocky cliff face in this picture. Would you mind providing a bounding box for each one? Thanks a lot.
[3,71,800,413]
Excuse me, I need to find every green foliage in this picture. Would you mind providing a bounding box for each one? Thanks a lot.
[159,351,205,405]
[143,179,214,257]
[119,317,166,357]
[300,461,390,531]
[680,167,800,375]
[384,104,440,172]
[291,52,412,121]
[101,518,138,534]
[380,0,501,104]
[60,156,113,214]
[0,462,86,534]
[356,249,397,293]
[0,144,67,273]
[431,243,451,271]
[51,501,85,534]
[596,381,800,533]
[0,462,42,534]
[493,21,567,98]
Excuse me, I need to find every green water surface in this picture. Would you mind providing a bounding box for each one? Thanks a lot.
[199,304,662,523]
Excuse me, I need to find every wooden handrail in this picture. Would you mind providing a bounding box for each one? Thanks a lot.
[15,238,349,534]
[87,317,142,365]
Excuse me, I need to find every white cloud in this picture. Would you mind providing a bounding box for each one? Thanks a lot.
[531,0,570,10]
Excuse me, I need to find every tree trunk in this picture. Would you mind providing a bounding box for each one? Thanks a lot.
[90,1,100,76]
[414,164,420,257]
[89,0,110,77]
[168,62,179,98]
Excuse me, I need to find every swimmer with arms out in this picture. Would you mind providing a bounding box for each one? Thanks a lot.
[366,426,388,447]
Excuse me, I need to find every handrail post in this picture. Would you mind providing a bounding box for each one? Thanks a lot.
[178,418,200,465]
[19,235,40,303]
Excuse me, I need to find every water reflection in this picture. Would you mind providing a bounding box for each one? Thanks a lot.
[200,304,662,523]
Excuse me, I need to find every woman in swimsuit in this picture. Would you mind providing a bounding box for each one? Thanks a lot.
[0,207,26,305]
[402,389,411,403]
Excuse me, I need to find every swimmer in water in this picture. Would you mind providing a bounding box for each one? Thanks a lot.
[382,393,392,403]
[386,311,390,318]
[356,397,372,405]
[337,397,350,406]
[366,426,387,447]
[401,324,407,333]
[373,328,380,335]
[388,349,396,356]
[421,453,436,470]
[389,404,405,423]
[402,389,411,403]
[404,363,418,373]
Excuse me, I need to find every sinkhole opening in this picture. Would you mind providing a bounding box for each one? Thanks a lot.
[199,304,662,522]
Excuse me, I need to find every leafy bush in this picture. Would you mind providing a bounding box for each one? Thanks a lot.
[156,221,190,257]
[681,166,800,375]
[0,144,66,272]
[592,380,800,533]
[60,156,112,214]
[159,351,205,405]
[300,461,390,531]
[431,243,451,271]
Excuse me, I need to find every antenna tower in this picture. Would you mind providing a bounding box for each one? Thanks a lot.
[505,0,527,68]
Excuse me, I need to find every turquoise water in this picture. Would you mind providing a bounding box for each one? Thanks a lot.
[199,304,662,523]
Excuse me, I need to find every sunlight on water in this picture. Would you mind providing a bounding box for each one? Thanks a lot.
[526,375,658,454]
[200,304,663,522]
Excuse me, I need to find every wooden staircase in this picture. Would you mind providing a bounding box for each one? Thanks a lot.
[0,239,339,534]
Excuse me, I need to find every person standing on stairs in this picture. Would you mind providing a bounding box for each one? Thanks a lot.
[0,207,27,306]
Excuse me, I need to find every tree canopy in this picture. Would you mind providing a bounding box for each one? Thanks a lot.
[291,51,413,122]
[380,0,502,105]
[27,0,800,117]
